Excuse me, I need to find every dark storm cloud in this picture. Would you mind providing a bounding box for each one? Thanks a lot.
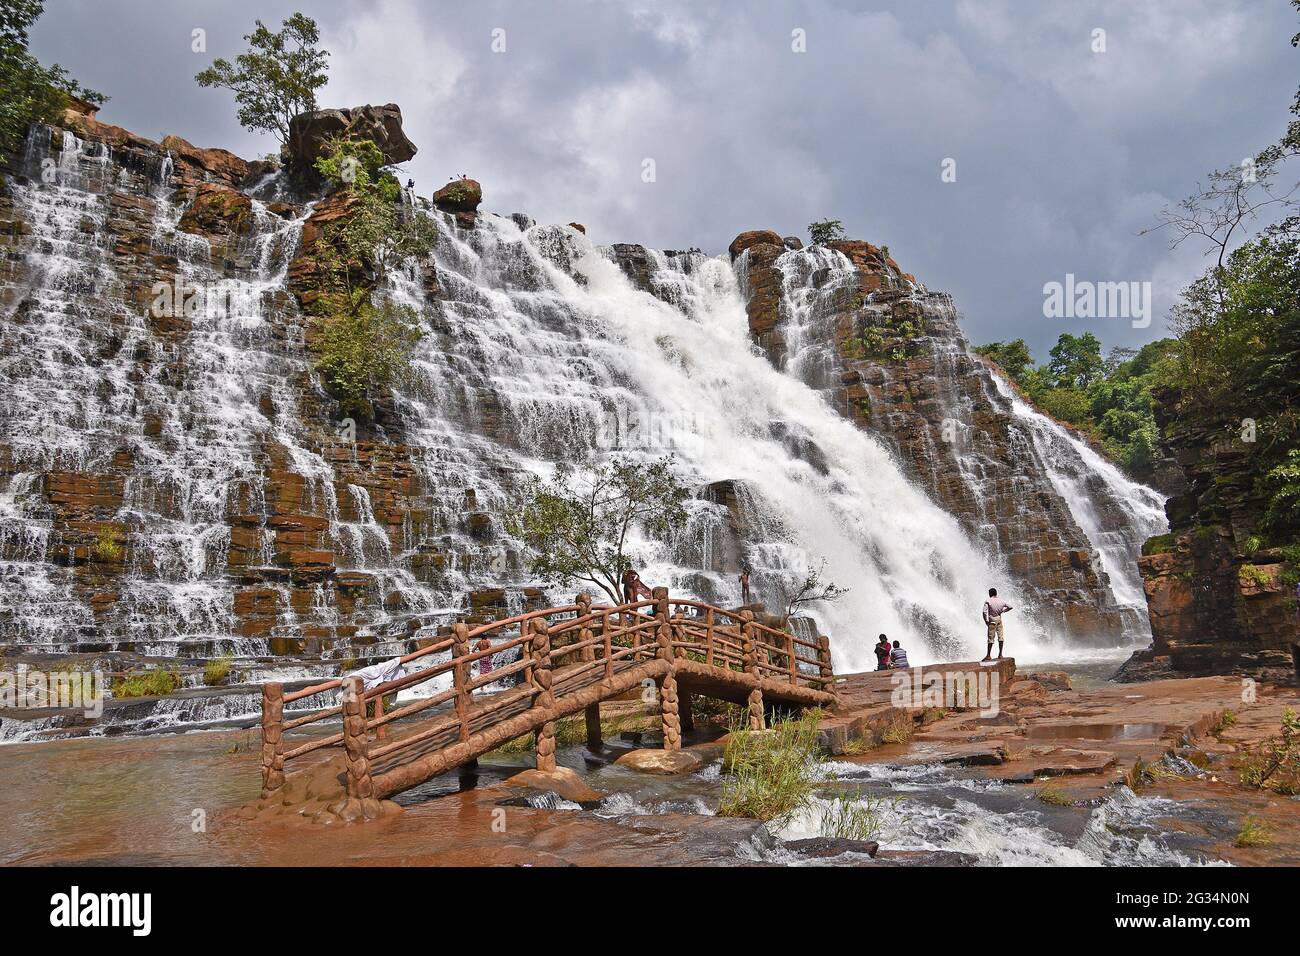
[30,0,1298,357]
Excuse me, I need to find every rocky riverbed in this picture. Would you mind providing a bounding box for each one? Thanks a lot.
[1,659,1295,866]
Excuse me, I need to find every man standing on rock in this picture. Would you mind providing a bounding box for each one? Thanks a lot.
[982,588,1013,662]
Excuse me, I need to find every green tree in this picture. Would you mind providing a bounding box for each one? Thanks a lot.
[807,219,846,245]
[1046,332,1104,389]
[310,139,436,313]
[504,456,691,604]
[973,338,1032,381]
[317,300,424,419]
[195,12,328,144]
[0,0,106,157]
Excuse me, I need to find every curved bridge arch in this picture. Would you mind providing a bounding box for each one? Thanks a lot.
[256,588,836,809]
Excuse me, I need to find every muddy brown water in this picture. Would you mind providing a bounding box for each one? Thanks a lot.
[1025,722,1168,742]
[0,727,766,866]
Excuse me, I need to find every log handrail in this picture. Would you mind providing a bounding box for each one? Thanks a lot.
[258,591,836,800]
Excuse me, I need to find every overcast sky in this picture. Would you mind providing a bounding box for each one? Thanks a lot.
[32,0,1299,358]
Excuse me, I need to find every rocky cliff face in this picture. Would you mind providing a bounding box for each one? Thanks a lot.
[716,229,1166,643]
[0,105,1169,685]
[1118,391,1299,683]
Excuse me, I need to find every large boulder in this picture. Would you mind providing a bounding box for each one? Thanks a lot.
[286,104,417,169]
[161,135,249,187]
[431,178,482,212]
[727,229,783,260]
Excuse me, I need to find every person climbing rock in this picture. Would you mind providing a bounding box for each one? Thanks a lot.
[874,634,893,671]
[739,563,751,605]
[982,587,1013,661]
[890,639,910,669]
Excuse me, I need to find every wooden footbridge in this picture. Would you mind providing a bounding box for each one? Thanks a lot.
[257,588,836,812]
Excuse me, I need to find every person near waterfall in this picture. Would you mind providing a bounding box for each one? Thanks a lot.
[982,588,1013,661]
[621,567,653,604]
[874,634,893,670]
[739,564,752,606]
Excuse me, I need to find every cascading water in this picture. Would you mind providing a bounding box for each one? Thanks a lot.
[758,242,1168,651]
[989,372,1167,633]
[0,121,1166,702]
[392,214,1067,671]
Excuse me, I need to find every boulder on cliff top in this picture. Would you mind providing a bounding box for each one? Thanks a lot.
[728,229,784,260]
[286,104,417,169]
[432,178,482,212]
[161,134,249,186]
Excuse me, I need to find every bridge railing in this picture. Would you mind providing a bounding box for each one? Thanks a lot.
[256,590,834,800]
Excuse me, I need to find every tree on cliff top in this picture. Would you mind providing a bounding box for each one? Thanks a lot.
[504,457,691,605]
[807,219,846,245]
[0,0,106,157]
[195,13,329,145]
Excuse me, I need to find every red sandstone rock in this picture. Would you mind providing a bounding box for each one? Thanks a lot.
[727,229,783,260]
[432,178,482,212]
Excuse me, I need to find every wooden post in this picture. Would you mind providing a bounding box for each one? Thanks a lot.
[260,681,285,799]
[452,622,471,741]
[576,593,601,749]
[818,634,834,695]
[704,607,715,666]
[373,691,387,741]
[340,676,377,808]
[741,610,764,731]
[786,631,797,685]
[653,587,681,752]
[531,617,557,772]
[602,610,613,680]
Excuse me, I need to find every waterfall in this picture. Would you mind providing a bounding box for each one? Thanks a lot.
[386,213,1077,671]
[0,124,1165,684]
[989,373,1168,633]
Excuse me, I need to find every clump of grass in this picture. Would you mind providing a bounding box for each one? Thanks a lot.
[1123,756,1179,791]
[920,707,948,725]
[203,653,234,686]
[113,667,182,698]
[1212,709,1237,735]
[819,791,901,842]
[1036,786,1074,806]
[841,733,876,756]
[1237,707,1300,794]
[718,712,824,825]
[880,716,914,745]
[1235,815,1273,848]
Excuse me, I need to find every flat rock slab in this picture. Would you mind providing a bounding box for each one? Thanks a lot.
[504,767,604,804]
[987,746,1117,781]
[615,748,704,775]
[782,836,879,859]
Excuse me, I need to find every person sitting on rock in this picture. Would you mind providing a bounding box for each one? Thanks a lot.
[874,634,893,671]
[982,587,1013,661]
[890,639,910,669]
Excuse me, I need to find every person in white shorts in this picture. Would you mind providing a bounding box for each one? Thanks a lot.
[982,587,1013,661]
